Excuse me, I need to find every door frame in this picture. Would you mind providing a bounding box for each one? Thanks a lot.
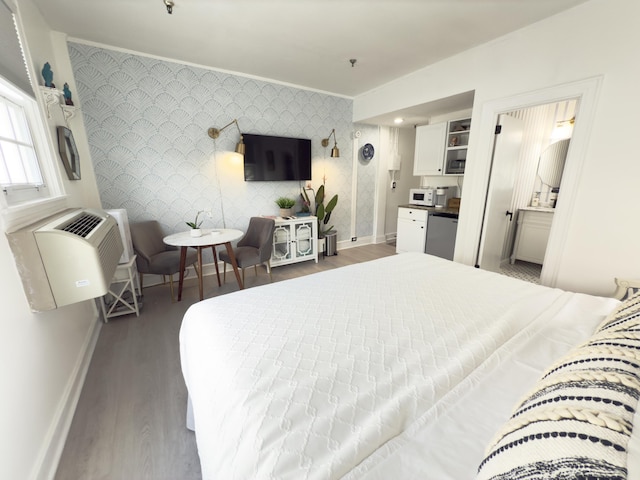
[456,75,603,287]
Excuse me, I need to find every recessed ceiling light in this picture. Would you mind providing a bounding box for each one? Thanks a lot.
[394,118,404,124]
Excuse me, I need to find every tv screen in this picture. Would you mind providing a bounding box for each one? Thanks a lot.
[243,133,312,181]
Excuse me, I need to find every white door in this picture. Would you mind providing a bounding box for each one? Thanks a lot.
[478,114,523,272]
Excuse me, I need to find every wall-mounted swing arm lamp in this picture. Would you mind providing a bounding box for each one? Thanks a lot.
[164,0,174,14]
[207,119,245,155]
[321,129,340,158]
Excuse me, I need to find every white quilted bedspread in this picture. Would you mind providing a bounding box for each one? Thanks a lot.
[179,253,583,479]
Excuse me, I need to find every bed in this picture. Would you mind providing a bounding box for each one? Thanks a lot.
[179,252,640,479]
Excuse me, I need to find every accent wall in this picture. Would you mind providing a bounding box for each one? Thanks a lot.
[68,43,378,253]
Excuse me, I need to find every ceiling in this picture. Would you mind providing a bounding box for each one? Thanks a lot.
[30,0,588,126]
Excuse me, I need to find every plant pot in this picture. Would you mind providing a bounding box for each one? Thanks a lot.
[279,208,293,217]
[190,228,202,237]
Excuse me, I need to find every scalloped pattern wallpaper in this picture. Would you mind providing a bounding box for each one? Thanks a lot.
[67,43,378,259]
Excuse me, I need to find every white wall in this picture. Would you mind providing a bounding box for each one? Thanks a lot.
[1,1,102,479]
[355,0,640,296]
[383,127,419,238]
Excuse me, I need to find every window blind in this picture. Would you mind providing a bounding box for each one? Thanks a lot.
[0,0,34,97]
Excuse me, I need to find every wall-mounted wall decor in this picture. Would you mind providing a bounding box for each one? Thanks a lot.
[56,126,80,180]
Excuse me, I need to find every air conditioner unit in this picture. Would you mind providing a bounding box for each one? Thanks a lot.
[106,208,134,264]
[6,208,124,311]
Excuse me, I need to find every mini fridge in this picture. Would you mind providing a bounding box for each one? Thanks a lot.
[425,212,458,260]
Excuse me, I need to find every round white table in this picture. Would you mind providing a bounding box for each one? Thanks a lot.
[163,228,244,301]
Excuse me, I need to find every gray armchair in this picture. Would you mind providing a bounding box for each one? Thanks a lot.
[130,220,197,302]
[220,217,275,284]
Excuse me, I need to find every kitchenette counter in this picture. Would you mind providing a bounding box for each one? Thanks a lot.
[400,204,460,216]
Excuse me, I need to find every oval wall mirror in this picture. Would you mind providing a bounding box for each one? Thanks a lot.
[537,138,570,188]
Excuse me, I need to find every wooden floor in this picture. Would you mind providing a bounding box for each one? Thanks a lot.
[55,243,396,480]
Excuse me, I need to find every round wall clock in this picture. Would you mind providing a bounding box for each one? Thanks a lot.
[362,143,374,161]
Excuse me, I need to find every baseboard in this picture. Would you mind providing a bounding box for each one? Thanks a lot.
[337,235,375,250]
[35,308,102,480]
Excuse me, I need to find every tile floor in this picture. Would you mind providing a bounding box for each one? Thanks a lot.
[499,260,542,285]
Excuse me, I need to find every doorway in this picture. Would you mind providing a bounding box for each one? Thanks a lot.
[464,76,603,288]
[480,100,577,283]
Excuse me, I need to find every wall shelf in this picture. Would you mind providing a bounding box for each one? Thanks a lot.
[38,86,78,125]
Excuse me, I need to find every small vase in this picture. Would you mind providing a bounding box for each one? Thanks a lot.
[190,228,202,237]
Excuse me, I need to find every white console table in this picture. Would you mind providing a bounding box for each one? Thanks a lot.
[99,255,141,322]
[271,216,318,267]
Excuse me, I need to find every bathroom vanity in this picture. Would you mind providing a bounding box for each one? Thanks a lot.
[510,207,554,265]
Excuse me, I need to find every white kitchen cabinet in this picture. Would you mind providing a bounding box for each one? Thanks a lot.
[510,208,554,265]
[444,118,471,175]
[271,216,318,267]
[413,123,446,176]
[396,207,428,253]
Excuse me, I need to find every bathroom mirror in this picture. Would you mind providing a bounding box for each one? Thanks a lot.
[537,138,570,188]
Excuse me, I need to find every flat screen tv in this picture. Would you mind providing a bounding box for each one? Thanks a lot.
[242,133,312,181]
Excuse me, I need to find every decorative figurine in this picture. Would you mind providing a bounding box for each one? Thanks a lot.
[63,83,74,106]
[41,62,55,88]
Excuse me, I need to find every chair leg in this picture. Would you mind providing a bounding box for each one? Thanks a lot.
[242,268,245,284]
[139,272,144,290]
[169,275,175,303]
[267,260,272,282]
[223,262,226,283]
[254,265,258,276]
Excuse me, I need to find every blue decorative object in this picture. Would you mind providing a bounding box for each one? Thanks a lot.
[63,83,74,106]
[41,62,54,88]
[361,143,374,161]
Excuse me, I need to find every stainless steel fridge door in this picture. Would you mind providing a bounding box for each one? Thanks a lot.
[425,213,458,260]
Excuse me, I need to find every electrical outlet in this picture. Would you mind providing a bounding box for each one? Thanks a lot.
[351,236,357,242]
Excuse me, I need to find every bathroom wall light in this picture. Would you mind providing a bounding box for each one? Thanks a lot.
[321,129,340,158]
[551,116,575,141]
[208,119,245,155]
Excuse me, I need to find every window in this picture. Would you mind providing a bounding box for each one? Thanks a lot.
[0,5,66,232]
[0,76,49,205]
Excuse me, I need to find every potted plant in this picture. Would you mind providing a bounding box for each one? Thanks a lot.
[186,210,207,237]
[310,184,338,256]
[314,185,338,237]
[275,197,296,217]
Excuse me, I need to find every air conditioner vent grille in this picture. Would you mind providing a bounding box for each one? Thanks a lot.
[60,213,102,237]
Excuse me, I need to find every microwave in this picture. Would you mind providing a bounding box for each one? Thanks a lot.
[409,188,435,206]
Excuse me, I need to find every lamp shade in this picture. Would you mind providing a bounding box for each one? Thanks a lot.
[235,137,245,155]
